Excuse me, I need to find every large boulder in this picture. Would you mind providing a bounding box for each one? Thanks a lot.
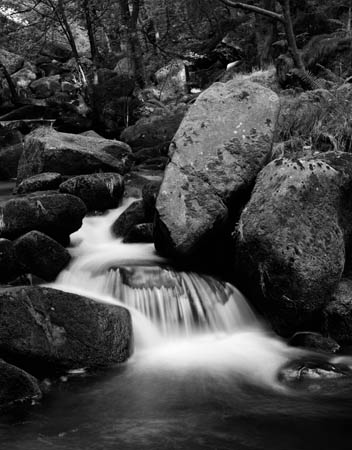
[154,80,279,259]
[0,359,41,411]
[59,173,124,211]
[14,231,71,281]
[15,172,62,195]
[0,286,132,375]
[235,153,352,335]
[0,191,87,244]
[30,75,61,99]
[17,127,133,183]
[0,49,24,75]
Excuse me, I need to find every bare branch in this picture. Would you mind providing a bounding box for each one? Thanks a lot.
[219,0,284,23]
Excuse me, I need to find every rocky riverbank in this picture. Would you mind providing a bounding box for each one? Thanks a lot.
[2,67,352,409]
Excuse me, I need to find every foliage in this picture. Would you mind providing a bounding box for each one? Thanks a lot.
[277,87,352,153]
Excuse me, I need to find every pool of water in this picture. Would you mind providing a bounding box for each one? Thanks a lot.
[1,356,352,450]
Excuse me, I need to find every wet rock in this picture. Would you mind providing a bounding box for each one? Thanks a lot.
[59,173,124,212]
[0,286,132,375]
[235,155,352,335]
[278,358,352,392]
[0,191,87,244]
[14,231,71,281]
[17,127,132,182]
[0,239,21,283]
[155,80,279,260]
[289,332,340,354]
[0,359,41,411]
[124,223,153,243]
[112,200,147,238]
[119,266,178,289]
[30,75,61,99]
[15,172,62,195]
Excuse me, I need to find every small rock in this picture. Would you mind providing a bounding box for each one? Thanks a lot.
[0,359,41,411]
[59,173,124,211]
[15,172,62,195]
[289,332,340,353]
[112,200,147,238]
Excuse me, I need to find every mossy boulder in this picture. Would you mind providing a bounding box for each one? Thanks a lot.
[17,127,132,183]
[154,80,279,262]
[0,286,132,375]
[235,153,352,334]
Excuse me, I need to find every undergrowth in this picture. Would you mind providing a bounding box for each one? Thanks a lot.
[277,86,352,153]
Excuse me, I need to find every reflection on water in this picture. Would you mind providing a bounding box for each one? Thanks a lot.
[1,199,352,449]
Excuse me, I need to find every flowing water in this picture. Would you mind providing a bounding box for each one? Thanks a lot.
[1,194,352,449]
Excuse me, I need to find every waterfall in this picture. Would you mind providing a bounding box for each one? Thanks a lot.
[51,200,299,388]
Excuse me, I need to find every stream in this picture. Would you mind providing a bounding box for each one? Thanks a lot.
[1,192,352,449]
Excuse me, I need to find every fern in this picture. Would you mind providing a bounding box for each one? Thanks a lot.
[290,68,325,91]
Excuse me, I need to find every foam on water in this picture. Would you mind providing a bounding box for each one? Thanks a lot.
[52,200,301,389]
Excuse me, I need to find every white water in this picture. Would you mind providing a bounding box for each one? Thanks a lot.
[52,200,301,389]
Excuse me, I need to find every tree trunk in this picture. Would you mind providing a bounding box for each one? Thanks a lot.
[57,0,80,61]
[84,0,98,64]
[255,0,277,67]
[279,0,305,70]
[119,0,145,87]
[0,62,20,105]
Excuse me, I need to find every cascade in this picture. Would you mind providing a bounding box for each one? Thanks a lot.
[2,195,351,450]
[52,200,297,387]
